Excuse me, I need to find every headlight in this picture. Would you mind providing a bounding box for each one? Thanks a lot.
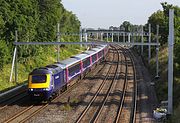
[29,88,33,91]
[43,88,50,91]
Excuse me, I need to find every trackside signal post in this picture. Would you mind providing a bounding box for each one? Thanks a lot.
[168,9,174,115]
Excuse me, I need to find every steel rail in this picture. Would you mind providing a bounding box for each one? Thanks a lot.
[75,47,117,123]
[114,45,128,123]
[114,46,137,123]
[91,45,120,123]
[127,48,137,123]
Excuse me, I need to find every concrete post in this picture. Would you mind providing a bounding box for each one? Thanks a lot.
[101,32,103,41]
[156,25,159,78]
[132,33,134,45]
[10,31,18,82]
[57,23,60,62]
[80,26,82,47]
[106,33,108,42]
[112,29,114,42]
[148,24,151,64]
[10,45,17,82]
[85,28,88,48]
[128,33,131,43]
[97,32,98,40]
[15,30,18,83]
[168,9,174,115]
[141,25,144,55]
[118,32,119,42]
[123,32,125,43]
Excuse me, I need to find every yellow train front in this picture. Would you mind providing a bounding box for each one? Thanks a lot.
[28,66,66,101]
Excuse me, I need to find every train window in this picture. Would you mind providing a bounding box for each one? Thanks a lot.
[98,51,102,58]
[69,63,81,76]
[46,65,58,68]
[92,54,97,63]
[83,57,90,68]
[31,75,47,83]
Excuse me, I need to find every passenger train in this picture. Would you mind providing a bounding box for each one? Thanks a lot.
[28,44,108,101]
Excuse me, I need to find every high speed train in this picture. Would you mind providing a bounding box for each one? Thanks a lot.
[28,45,108,101]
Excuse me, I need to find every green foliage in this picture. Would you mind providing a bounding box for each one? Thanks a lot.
[147,3,180,121]
[147,2,180,45]
[0,0,81,91]
[120,21,132,32]
[0,41,11,69]
[0,0,80,68]
[148,10,168,44]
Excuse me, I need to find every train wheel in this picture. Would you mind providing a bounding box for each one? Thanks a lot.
[49,96,53,102]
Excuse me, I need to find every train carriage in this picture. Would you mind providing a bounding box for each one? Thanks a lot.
[71,53,91,72]
[59,57,81,83]
[83,50,97,64]
[91,48,103,61]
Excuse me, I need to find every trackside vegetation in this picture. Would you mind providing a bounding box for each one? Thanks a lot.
[0,0,82,92]
[146,2,180,122]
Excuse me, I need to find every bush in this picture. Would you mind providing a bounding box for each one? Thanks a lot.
[0,41,11,69]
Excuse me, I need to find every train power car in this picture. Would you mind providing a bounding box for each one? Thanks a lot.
[28,45,108,101]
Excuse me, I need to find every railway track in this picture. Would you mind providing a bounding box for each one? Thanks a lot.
[3,79,82,123]
[76,45,137,123]
[0,89,28,111]
[128,48,137,123]
[75,46,120,123]
[114,45,137,123]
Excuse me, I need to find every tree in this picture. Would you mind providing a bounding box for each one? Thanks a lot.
[0,0,81,69]
[148,10,167,44]
[120,21,132,32]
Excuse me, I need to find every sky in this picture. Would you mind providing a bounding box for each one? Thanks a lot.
[62,0,180,29]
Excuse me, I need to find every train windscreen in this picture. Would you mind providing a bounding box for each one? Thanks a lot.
[31,75,47,83]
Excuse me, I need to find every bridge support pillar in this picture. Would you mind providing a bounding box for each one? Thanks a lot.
[128,33,131,43]
[132,33,134,46]
[118,33,119,42]
[106,33,108,42]
[85,28,88,48]
[101,32,103,41]
[96,33,98,40]
[123,32,125,43]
